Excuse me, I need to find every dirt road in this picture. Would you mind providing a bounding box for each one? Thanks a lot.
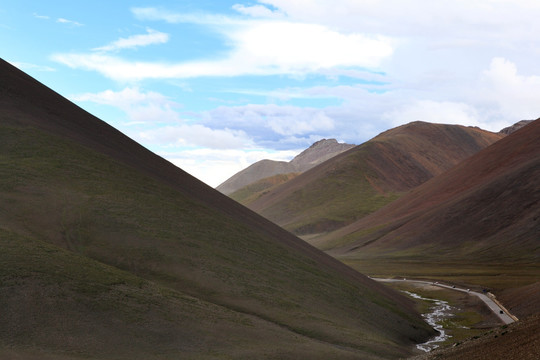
[374,278,516,324]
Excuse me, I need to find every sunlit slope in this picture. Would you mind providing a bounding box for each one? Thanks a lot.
[229,172,300,204]
[0,59,433,358]
[248,121,502,236]
[325,119,540,264]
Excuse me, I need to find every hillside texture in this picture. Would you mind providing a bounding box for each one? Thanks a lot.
[248,121,503,236]
[321,120,539,312]
[326,119,539,260]
[0,59,433,359]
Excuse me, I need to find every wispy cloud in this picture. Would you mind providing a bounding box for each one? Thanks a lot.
[72,87,253,150]
[72,87,180,123]
[57,17,83,27]
[232,4,284,18]
[33,13,50,20]
[32,13,82,26]
[131,7,236,25]
[9,61,55,72]
[53,9,393,81]
[93,28,169,52]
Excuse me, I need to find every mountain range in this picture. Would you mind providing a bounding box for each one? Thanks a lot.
[325,118,539,265]
[244,121,503,236]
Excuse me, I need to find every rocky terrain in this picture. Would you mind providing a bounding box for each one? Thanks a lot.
[499,119,533,134]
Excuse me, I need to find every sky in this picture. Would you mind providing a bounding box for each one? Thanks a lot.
[2,1,540,187]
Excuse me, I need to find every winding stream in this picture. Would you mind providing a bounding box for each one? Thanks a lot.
[403,291,454,352]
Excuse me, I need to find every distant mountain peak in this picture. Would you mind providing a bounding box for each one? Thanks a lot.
[310,138,338,147]
[290,139,354,167]
[499,120,533,135]
[217,138,355,194]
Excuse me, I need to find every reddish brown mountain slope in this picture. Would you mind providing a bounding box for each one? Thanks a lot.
[248,121,503,235]
[325,119,539,263]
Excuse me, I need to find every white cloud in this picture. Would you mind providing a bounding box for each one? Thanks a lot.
[93,28,169,52]
[72,88,255,154]
[478,57,540,123]
[9,61,55,72]
[33,13,50,20]
[204,103,335,137]
[48,1,540,186]
[53,7,394,80]
[162,148,299,187]
[378,58,540,131]
[258,0,540,40]
[138,125,252,150]
[232,4,284,18]
[381,100,481,127]
[131,7,235,25]
[57,18,83,27]
[72,87,180,123]
[230,21,393,70]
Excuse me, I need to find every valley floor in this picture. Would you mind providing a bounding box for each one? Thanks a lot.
[347,257,540,359]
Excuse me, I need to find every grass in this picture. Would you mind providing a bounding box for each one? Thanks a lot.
[260,164,401,235]
[339,257,540,291]
[230,172,299,204]
[2,228,377,359]
[0,120,433,358]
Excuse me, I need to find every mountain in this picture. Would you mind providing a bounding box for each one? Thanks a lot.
[324,118,539,259]
[247,121,503,236]
[216,138,355,194]
[0,59,434,359]
[319,119,539,304]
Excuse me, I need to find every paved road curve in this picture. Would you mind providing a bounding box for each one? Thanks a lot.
[374,278,516,325]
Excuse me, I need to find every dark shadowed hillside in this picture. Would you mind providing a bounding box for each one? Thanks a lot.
[248,121,503,236]
[0,59,434,359]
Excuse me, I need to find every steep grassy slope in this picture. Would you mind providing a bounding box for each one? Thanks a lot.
[323,120,539,291]
[0,59,433,358]
[3,229,370,360]
[248,122,503,236]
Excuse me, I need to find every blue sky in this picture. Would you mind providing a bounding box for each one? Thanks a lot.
[3,1,540,186]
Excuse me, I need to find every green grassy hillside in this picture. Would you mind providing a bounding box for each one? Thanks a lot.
[0,59,434,358]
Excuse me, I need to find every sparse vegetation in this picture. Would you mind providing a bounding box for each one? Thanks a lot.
[0,60,435,359]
